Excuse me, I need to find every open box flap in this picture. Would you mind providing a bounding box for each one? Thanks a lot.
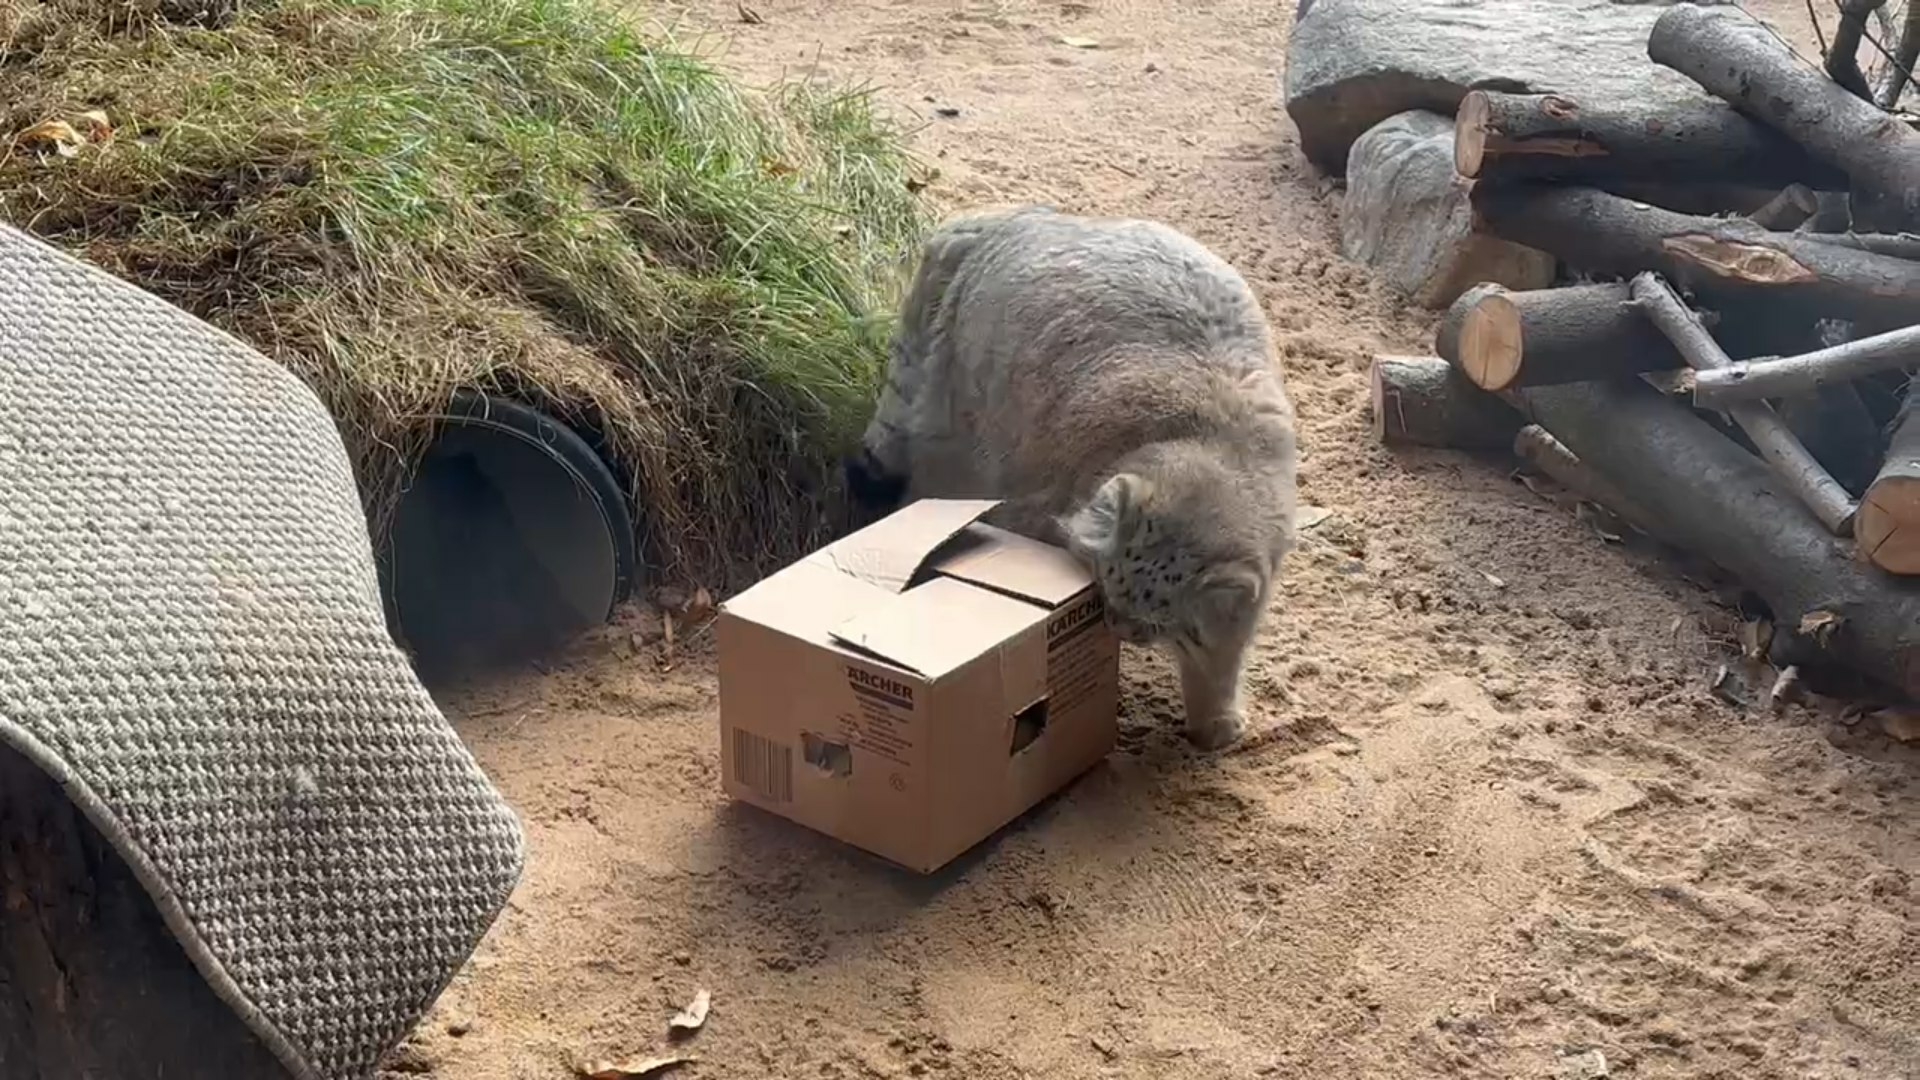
[807,498,1002,594]
[930,523,1095,607]
[828,575,1050,679]
[720,558,894,646]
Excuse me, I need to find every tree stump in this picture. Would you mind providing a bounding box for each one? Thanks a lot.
[0,748,295,1080]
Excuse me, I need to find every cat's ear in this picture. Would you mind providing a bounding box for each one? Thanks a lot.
[1196,562,1265,632]
[1062,473,1148,558]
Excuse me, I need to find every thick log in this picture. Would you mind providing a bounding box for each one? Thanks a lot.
[1629,272,1859,535]
[0,749,295,1080]
[1748,184,1819,231]
[1471,183,1920,329]
[1858,394,1920,574]
[1690,322,1920,407]
[1649,3,1920,230]
[1369,354,1523,450]
[1435,281,1687,392]
[1453,90,1839,188]
[1510,379,1920,700]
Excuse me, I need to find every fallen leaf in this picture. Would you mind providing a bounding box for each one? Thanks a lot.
[577,1054,696,1080]
[1767,665,1801,711]
[1874,707,1920,742]
[736,2,763,24]
[1797,609,1844,646]
[669,988,711,1035]
[16,118,84,157]
[1060,34,1101,48]
[76,109,112,142]
[1479,569,1506,589]
[1296,505,1332,530]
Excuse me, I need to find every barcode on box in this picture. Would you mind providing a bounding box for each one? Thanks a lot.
[732,728,793,803]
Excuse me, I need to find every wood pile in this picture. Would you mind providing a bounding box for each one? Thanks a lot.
[1368,2,1920,701]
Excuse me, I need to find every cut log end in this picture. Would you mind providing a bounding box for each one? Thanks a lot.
[1861,395,1920,573]
[1456,290,1524,391]
[1454,89,1491,178]
[1857,479,1920,572]
[1369,358,1391,443]
[1859,476,1920,574]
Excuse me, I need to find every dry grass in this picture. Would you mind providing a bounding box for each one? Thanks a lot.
[0,0,928,587]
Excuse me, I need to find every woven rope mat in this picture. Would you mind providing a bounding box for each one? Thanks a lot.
[0,225,526,1080]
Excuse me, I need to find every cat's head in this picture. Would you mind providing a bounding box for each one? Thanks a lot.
[1057,460,1282,657]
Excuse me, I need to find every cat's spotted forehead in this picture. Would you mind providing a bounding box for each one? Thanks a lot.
[1115,535,1194,572]
[1115,507,1227,567]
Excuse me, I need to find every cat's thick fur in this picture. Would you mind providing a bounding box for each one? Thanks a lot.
[851,205,1298,749]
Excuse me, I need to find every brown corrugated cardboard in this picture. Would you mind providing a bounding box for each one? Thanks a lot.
[716,499,1120,873]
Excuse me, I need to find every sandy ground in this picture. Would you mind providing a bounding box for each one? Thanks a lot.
[394,2,1920,1077]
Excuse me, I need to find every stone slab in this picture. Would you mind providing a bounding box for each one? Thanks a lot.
[1285,0,1734,172]
[1341,110,1554,309]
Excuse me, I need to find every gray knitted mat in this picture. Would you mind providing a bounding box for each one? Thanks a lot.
[0,225,526,1080]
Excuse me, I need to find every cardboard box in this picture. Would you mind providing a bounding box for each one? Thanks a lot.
[716,499,1120,872]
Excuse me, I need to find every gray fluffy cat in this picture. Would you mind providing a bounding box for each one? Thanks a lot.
[846,205,1298,749]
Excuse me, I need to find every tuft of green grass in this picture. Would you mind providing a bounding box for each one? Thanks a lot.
[0,0,928,586]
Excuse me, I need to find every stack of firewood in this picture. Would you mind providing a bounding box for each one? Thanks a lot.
[1369,3,1920,701]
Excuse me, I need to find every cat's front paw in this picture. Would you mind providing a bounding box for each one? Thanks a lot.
[1185,708,1246,751]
